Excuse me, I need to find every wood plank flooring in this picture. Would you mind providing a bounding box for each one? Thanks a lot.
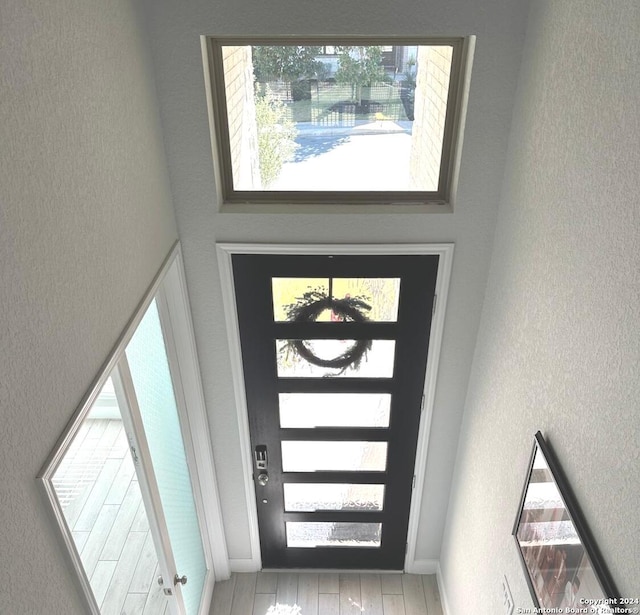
[52,418,168,614]
[54,418,444,615]
[210,573,443,615]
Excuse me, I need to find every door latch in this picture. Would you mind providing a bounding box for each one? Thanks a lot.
[128,435,139,464]
[158,575,173,595]
[254,445,268,470]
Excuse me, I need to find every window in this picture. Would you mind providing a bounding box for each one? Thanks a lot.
[205,37,472,208]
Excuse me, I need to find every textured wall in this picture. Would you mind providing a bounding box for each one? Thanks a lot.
[440,1,640,612]
[0,0,177,611]
[142,0,530,564]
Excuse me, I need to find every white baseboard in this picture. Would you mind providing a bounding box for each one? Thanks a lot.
[229,558,261,573]
[406,558,439,574]
[436,562,451,615]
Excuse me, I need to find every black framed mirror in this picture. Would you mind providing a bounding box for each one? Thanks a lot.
[513,432,629,614]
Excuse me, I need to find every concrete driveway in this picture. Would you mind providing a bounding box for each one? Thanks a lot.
[270,122,413,191]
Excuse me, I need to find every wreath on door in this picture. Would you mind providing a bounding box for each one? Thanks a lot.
[282,289,372,371]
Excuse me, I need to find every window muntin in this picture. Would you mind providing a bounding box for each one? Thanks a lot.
[207,37,470,206]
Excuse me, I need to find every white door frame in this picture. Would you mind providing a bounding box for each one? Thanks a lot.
[38,241,230,614]
[111,361,184,613]
[216,243,454,572]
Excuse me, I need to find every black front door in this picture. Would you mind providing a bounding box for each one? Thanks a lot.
[233,254,437,569]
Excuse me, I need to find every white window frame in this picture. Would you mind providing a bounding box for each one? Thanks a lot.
[37,242,230,614]
[202,36,474,213]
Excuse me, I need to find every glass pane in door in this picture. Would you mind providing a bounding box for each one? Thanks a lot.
[331,278,401,321]
[271,277,400,322]
[281,441,388,472]
[276,339,396,378]
[278,393,391,427]
[272,278,329,321]
[284,483,385,511]
[286,522,382,547]
[126,300,206,615]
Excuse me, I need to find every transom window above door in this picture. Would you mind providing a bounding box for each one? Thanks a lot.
[204,37,473,209]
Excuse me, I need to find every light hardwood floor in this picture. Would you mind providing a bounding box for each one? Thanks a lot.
[55,420,443,615]
[210,573,443,615]
[53,418,168,614]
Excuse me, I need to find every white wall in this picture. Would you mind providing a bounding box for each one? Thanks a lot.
[142,0,530,565]
[440,1,640,612]
[0,1,177,611]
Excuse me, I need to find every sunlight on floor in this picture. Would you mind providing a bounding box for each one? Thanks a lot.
[266,605,301,615]
[260,597,366,615]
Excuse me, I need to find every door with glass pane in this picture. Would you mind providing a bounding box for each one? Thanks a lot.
[44,299,210,615]
[121,297,208,613]
[233,254,437,568]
